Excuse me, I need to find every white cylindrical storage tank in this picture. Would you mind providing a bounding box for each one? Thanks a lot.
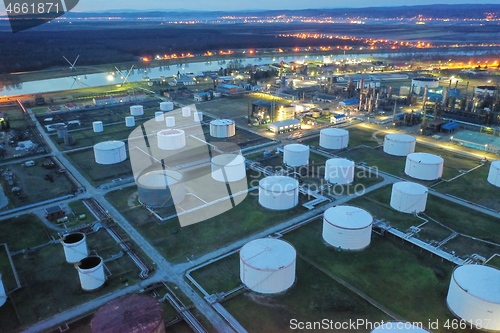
[383,134,416,156]
[0,274,6,307]
[136,170,185,208]
[125,116,135,127]
[324,158,354,185]
[258,176,299,210]
[155,111,165,122]
[182,106,191,117]
[157,129,186,150]
[371,322,431,332]
[130,105,144,116]
[211,154,246,182]
[77,256,106,291]
[240,238,296,294]
[487,160,500,187]
[61,233,88,264]
[322,206,373,250]
[447,265,500,331]
[92,121,103,133]
[283,144,309,167]
[93,141,127,165]
[411,77,439,94]
[404,153,444,180]
[210,119,236,138]
[194,112,203,122]
[165,116,176,128]
[160,101,173,112]
[319,128,349,149]
[390,182,428,214]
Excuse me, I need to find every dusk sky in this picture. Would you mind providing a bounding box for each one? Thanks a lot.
[0,0,496,14]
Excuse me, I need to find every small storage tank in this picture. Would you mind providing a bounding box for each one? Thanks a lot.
[322,206,373,250]
[155,111,164,122]
[210,119,236,138]
[165,116,175,128]
[125,116,135,127]
[0,274,6,308]
[61,233,88,264]
[63,134,76,146]
[92,121,104,133]
[130,105,144,116]
[283,144,309,167]
[54,124,68,139]
[258,176,299,210]
[404,153,444,180]
[324,158,354,185]
[371,322,431,332]
[159,101,173,112]
[136,170,185,208]
[240,238,296,294]
[447,265,500,331]
[390,182,428,213]
[91,294,165,333]
[211,154,246,182]
[383,134,416,156]
[182,106,191,117]
[76,256,106,291]
[319,128,349,150]
[487,160,500,187]
[194,112,203,122]
[157,129,186,150]
[93,141,127,165]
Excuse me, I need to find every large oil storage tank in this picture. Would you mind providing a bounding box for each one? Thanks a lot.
[93,141,127,165]
[0,274,6,307]
[240,238,296,294]
[159,102,173,112]
[130,105,144,116]
[155,111,164,122]
[322,206,373,250]
[157,129,186,150]
[283,144,309,167]
[324,158,354,185]
[319,128,349,150]
[447,264,500,331]
[211,154,246,182]
[76,256,106,291]
[487,160,500,187]
[165,116,175,128]
[210,119,236,138]
[92,121,104,133]
[371,322,431,332]
[61,233,88,264]
[125,116,135,127]
[91,294,165,333]
[404,153,443,180]
[411,77,439,94]
[136,170,185,208]
[383,134,416,156]
[258,176,299,210]
[390,182,428,213]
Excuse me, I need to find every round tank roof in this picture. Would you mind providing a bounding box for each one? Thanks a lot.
[284,143,309,152]
[413,77,439,82]
[407,152,443,165]
[94,141,125,150]
[326,158,354,167]
[321,128,348,136]
[259,176,299,192]
[212,154,245,166]
[138,170,183,188]
[91,294,164,333]
[158,129,183,136]
[452,265,500,304]
[392,182,427,195]
[492,160,500,169]
[385,134,416,143]
[240,238,296,271]
[324,206,372,229]
[211,119,234,126]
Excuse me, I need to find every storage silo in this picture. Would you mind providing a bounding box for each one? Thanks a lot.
[157,129,186,150]
[76,256,106,291]
[155,111,164,122]
[194,112,203,122]
[136,170,185,208]
[0,274,6,308]
[404,153,443,180]
[258,176,299,210]
[322,206,373,250]
[54,124,68,139]
[447,265,500,331]
[63,134,76,146]
[130,105,144,116]
[210,119,236,138]
[91,294,165,333]
[487,160,500,187]
[319,128,349,150]
[93,141,127,165]
[383,134,416,156]
[159,102,173,112]
[165,116,175,128]
[125,116,135,127]
[61,233,88,264]
[371,322,430,332]
[283,144,309,167]
[182,106,191,117]
[92,121,104,133]
[324,158,354,185]
[240,238,296,294]
[390,182,428,213]
[211,154,246,182]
